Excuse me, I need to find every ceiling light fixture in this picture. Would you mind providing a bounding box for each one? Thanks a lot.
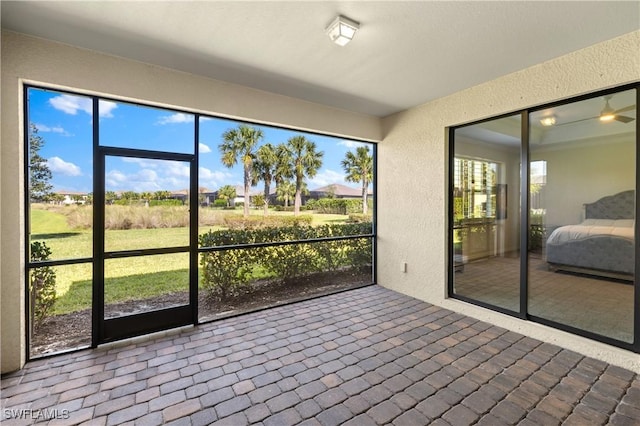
[326,15,359,46]
[540,116,556,127]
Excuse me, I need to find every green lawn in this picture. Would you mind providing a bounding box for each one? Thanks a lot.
[30,205,353,315]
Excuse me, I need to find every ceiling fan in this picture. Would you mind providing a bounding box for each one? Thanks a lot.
[555,95,636,127]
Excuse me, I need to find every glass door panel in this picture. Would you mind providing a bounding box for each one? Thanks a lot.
[104,156,190,251]
[100,152,194,343]
[528,88,636,343]
[104,253,189,319]
[451,114,522,312]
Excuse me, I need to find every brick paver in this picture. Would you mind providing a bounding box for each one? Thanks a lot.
[1,285,639,424]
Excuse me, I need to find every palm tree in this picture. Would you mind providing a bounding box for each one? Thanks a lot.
[252,143,278,216]
[217,185,236,208]
[341,146,373,214]
[276,180,296,208]
[220,124,264,217]
[287,136,323,215]
[140,191,153,207]
[154,190,171,200]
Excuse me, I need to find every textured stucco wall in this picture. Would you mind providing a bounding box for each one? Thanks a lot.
[378,30,640,372]
[0,30,381,373]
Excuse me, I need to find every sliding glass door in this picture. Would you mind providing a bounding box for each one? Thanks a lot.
[449,84,639,352]
[528,89,636,344]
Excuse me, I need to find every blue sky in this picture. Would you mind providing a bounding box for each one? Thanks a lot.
[28,88,372,194]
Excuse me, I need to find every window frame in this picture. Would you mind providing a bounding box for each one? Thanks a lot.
[24,83,378,361]
[447,83,640,353]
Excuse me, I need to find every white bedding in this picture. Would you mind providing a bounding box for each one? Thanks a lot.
[546,219,634,245]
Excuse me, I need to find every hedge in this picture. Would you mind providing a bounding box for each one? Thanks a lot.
[305,198,362,214]
[198,222,372,301]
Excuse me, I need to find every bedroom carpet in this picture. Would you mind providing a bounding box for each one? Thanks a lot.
[454,255,634,343]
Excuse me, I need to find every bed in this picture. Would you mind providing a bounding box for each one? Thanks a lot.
[545,190,635,280]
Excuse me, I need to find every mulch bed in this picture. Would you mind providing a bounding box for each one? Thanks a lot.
[31,269,371,356]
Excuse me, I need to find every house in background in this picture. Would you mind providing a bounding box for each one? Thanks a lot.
[1,2,639,374]
[55,190,89,205]
[232,184,261,207]
[308,183,362,200]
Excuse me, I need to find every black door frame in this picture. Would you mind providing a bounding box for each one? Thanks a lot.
[92,144,198,345]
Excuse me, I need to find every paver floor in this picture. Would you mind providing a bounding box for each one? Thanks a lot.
[2,285,639,425]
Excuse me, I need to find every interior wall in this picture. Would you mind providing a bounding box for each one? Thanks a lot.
[532,137,635,226]
[378,30,640,372]
[0,30,381,373]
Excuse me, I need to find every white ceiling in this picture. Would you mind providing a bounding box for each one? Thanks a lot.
[2,1,639,117]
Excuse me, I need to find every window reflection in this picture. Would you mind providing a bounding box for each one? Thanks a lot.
[452,114,522,312]
[528,89,636,342]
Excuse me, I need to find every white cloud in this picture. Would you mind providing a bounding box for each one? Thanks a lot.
[99,100,118,118]
[47,156,82,176]
[157,113,194,125]
[120,158,189,178]
[49,95,116,118]
[307,169,347,189]
[35,123,71,136]
[49,95,90,115]
[338,140,368,149]
[105,170,128,187]
[105,162,196,192]
[165,162,190,178]
[199,143,212,153]
[106,168,168,192]
[199,167,232,189]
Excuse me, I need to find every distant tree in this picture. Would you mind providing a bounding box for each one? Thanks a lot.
[154,190,171,200]
[85,192,93,205]
[341,146,373,214]
[218,185,237,207]
[29,123,53,202]
[50,193,65,204]
[105,191,118,204]
[276,180,296,208]
[252,143,278,216]
[121,191,139,201]
[220,125,263,217]
[252,194,265,210]
[140,191,153,206]
[286,136,323,215]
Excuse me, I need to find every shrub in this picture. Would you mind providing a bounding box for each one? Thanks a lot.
[199,230,255,302]
[348,213,373,223]
[213,199,227,208]
[198,222,374,294]
[255,225,320,283]
[311,198,363,214]
[305,199,317,210]
[30,241,57,328]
